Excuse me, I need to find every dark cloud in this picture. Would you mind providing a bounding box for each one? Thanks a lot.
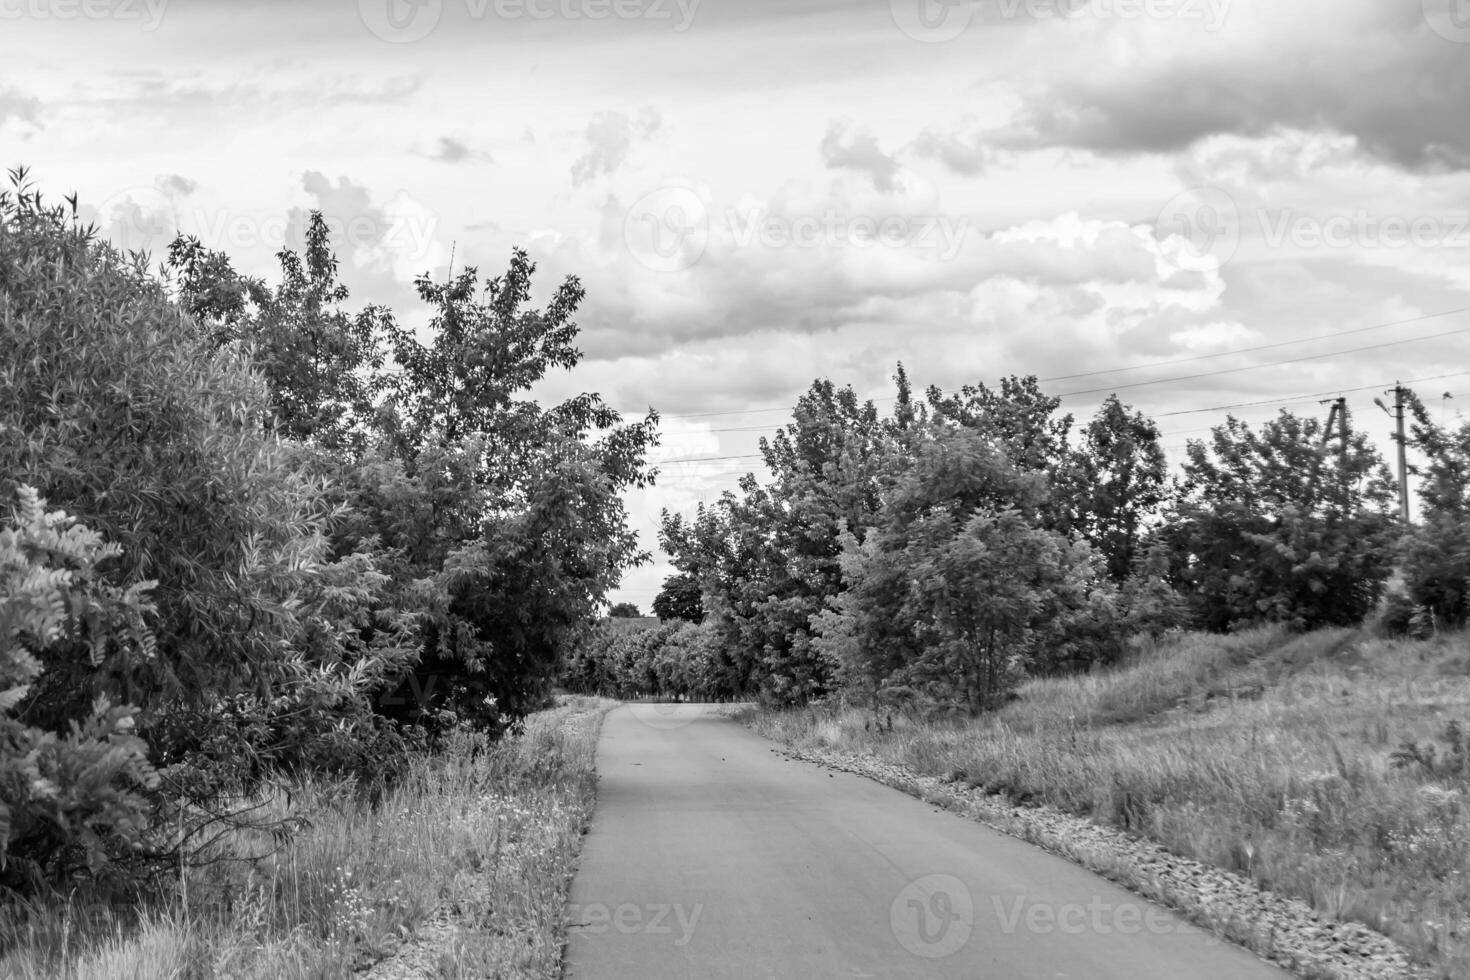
[997,4,1470,171]
[433,137,471,163]
[818,120,901,192]
[912,128,992,175]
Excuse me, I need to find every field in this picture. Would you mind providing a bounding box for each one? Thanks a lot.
[753,628,1470,979]
[0,696,615,980]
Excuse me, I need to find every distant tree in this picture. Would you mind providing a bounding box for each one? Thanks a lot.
[652,572,704,622]
[609,602,641,618]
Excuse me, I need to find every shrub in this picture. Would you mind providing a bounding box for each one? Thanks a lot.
[0,487,158,891]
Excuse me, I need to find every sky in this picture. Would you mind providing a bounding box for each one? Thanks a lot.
[4,0,1470,610]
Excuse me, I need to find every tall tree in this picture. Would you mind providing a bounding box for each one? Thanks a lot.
[1066,395,1167,582]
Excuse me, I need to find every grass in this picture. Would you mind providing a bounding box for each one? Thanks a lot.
[752,629,1470,979]
[0,695,616,980]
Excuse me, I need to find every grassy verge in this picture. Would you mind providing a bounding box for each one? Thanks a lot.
[0,695,616,980]
[751,629,1470,980]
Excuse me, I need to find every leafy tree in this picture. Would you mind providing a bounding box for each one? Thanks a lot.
[817,425,1095,708]
[169,211,392,456]
[1163,408,1397,631]
[1066,395,1167,582]
[661,376,898,703]
[652,572,703,622]
[608,602,641,618]
[0,171,335,735]
[1397,390,1470,627]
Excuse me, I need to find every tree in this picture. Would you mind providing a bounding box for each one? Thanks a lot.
[1066,395,1167,582]
[1163,408,1398,631]
[0,170,336,734]
[816,424,1095,709]
[609,602,641,618]
[169,211,392,456]
[1396,390,1470,628]
[652,572,704,622]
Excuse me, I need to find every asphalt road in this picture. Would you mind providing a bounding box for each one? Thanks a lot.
[563,704,1291,980]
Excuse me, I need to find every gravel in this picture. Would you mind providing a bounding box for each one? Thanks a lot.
[769,742,1436,980]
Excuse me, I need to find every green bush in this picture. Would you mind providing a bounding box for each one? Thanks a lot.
[0,487,158,890]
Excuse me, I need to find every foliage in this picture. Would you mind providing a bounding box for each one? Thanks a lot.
[560,620,729,701]
[0,487,158,891]
[608,602,641,618]
[1162,408,1398,631]
[0,170,334,738]
[1398,391,1470,629]
[1065,395,1168,582]
[651,572,703,622]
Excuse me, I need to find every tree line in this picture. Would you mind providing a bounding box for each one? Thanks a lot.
[569,366,1470,711]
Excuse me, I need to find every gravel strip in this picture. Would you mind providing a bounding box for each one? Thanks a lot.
[770,743,1435,980]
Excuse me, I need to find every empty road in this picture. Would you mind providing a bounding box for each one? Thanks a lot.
[563,704,1291,979]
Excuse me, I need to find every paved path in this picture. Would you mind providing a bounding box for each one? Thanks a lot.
[563,704,1292,979]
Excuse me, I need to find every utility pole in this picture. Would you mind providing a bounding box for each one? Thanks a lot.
[1374,385,1412,524]
[1393,384,1410,524]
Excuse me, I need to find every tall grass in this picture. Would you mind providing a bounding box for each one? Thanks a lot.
[0,695,615,980]
[754,631,1470,979]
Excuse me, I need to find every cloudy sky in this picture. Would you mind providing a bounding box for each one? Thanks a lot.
[5,0,1470,609]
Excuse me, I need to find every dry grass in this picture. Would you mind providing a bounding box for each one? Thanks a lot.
[754,630,1470,979]
[0,695,616,980]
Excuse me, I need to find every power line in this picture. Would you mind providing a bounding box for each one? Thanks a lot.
[647,369,1470,470]
[1057,324,1470,399]
[635,306,1470,423]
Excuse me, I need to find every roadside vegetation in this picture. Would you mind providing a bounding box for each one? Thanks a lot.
[0,695,613,979]
[0,166,645,975]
